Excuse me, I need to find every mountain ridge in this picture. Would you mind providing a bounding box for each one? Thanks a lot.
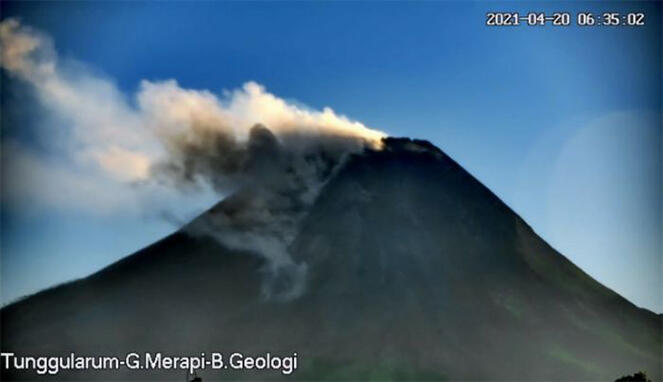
[2,137,661,381]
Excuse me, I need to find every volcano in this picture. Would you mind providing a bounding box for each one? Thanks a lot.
[1,137,661,381]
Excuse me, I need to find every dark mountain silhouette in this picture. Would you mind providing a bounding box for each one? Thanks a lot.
[2,137,661,381]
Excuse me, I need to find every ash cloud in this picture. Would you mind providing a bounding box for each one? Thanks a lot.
[0,18,386,299]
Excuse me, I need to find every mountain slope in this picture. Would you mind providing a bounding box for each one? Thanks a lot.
[2,137,661,381]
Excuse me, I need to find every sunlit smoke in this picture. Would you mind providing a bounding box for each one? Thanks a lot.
[0,18,387,299]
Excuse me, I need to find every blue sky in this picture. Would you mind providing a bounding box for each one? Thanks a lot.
[1,1,661,312]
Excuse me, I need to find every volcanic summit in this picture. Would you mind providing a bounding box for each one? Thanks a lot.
[1,137,661,381]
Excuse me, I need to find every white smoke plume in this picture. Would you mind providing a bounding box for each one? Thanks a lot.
[0,18,386,299]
